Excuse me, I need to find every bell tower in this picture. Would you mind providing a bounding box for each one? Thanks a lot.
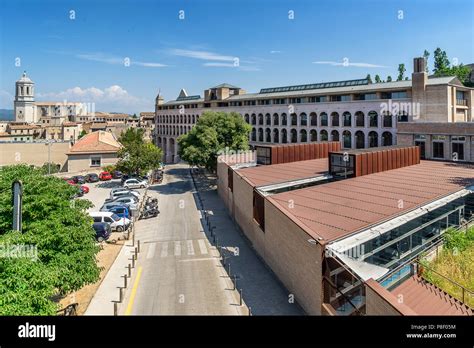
[14,71,36,123]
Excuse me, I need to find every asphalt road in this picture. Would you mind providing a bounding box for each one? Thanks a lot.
[121,163,245,315]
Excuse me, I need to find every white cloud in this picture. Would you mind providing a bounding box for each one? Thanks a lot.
[313,60,388,68]
[76,53,166,68]
[169,48,236,62]
[37,85,152,113]
[0,90,14,109]
[270,50,282,54]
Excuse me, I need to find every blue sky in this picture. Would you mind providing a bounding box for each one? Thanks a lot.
[0,0,472,113]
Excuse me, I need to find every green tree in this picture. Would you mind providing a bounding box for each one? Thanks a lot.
[423,49,430,73]
[0,165,100,315]
[433,47,450,75]
[387,76,392,82]
[116,128,162,175]
[78,130,87,139]
[366,74,372,83]
[40,162,61,174]
[178,111,251,172]
[397,63,406,81]
[374,74,382,83]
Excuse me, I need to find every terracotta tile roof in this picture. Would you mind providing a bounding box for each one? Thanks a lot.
[236,158,329,187]
[391,275,473,315]
[68,130,121,154]
[62,122,79,127]
[267,161,474,243]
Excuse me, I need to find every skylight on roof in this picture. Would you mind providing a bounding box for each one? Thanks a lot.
[259,78,369,94]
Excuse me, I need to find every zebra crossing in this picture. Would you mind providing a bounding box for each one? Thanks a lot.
[146,239,211,259]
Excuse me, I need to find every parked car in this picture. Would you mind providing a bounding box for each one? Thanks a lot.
[90,212,131,232]
[80,185,89,194]
[112,170,122,179]
[92,222,111,242]
[105,205,131,219]
[100,202,135,217]
[105,196,138,210]
[123,178,148,189]
[99,171,112,181]
[85,173,99,183]
[109,188,140,200]
[72,175,86,184]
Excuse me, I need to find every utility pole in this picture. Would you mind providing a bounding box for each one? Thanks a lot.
[46,140,51,174]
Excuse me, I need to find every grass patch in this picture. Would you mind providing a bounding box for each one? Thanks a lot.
[421,226,474,307]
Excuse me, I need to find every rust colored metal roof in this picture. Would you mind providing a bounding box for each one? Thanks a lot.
[236,158,329,187]
[268,160,474,243]
[391,275,473,315]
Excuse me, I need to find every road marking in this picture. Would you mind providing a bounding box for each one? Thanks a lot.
[198,239,208,255]
[178,257,216,263]
[174,241,181,256]
[146,243,156,259]
[125,266,143,315]
[187,240,195,255]
[161,242,168,258]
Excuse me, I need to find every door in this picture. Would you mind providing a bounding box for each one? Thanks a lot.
[415,141,425,159]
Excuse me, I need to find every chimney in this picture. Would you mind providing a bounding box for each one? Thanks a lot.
[412,57,427,92]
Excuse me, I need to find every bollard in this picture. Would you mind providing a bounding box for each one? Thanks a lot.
[134,247,138,260]
[138,240,141,253]
[123,274,127,288]
[248,306,252,316]
[227,263,231,276]
[239,289,243,306]
[128,264,131,277]
[233,275,237,290]
[131,255,135,268]
[132,231,135,245]
[119,287,123,303]
[114,302,118,316]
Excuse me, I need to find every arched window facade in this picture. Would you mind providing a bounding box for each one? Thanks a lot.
[300,113,308,126]
[355,111,364,127]
[368,111,378,127]
[244,114,250,123]
[290,129,297,143]
[310,129,317,142]
[383,112,393,128]
[320,130,328,141]
[310,112,317,126]
[355,131,365,149]
[291,113,297,126]
[300,129,307,142]
[265,128,271,142]
[331,130,339,142]
[258,128,264,142]
[320,112,328,127]
[281,129,288,143]
[281,113,288,126]
[251,128,256,141]
[382,132,393,146]
[273,128,279,143]
[343,112,352,127]
[273,113,279,125]
[265,113,271,126]
[368,131,378,147]
[251,114,256,125]
[342,130,352,148]
[258,114,264,125]
[331,112,340,127]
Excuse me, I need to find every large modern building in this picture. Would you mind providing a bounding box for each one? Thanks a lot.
[217,143,474,316]
[155,57,474,163]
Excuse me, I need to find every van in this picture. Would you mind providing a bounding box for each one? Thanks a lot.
[89,211,131,232]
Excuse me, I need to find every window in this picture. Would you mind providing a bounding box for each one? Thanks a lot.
[414,134,426,141]
[93,216,101,222]
[90,156,101,167]
[392,91,408,99]
[340,95,351,101]
[320,112,328,126]
[452,142,464,160]
[343,112,351,127]
[433,141,444,159]
[300,113,308,126]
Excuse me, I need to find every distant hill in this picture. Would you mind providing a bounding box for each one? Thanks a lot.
[0,109,14,121]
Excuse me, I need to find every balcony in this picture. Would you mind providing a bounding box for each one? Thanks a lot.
[456,99,468,106]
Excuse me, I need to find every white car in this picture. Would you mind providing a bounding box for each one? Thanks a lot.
[109,189,140,200]
[123,178,148,189]
[107,196,138,210]
[89,212,131,232]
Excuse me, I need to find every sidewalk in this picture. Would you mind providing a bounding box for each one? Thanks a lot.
[191,169,304,315]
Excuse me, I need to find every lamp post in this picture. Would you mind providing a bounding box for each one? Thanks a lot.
[45,140,51,174]
[12,180,23,232]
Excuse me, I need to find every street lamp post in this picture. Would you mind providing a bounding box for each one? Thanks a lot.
[45,140,51,174]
